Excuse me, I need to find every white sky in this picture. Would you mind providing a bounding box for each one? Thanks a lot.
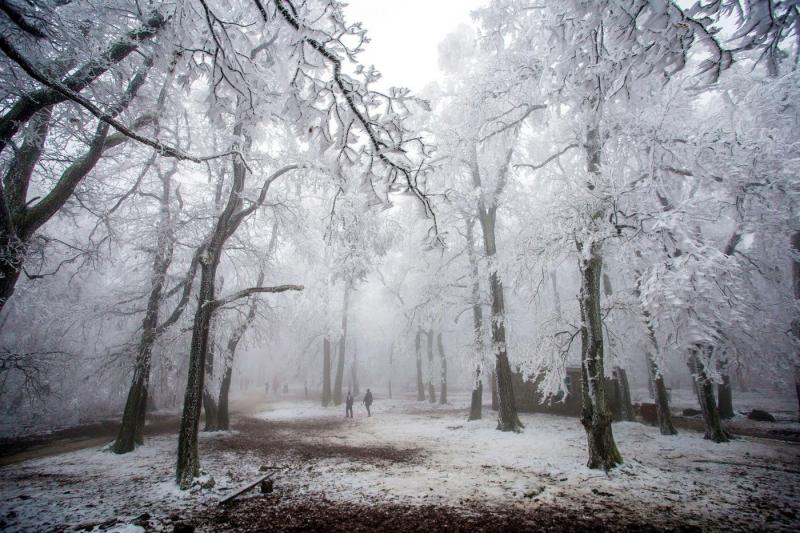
[343,0,487,93]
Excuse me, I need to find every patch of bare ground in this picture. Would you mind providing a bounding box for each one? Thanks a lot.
[0,414,181,467]
[207,416,423,465]
[192,496,704,532]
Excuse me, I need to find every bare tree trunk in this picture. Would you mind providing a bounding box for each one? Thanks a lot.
[322,338,332,406]
[426,330,436,403]
[792,232,800,421]
[177,96,301,488]
[217,365,232,430]
[333,284,349,405]
[647,355,677,435]
[217,220,277,428]
[415,329,425,401]
[795,368,800,423]
[437,332,447,405]
[613,367,635,421]
[203,335,220,432]
[113,338,154,453]
[577,240,622,470]
[635,273,676,435]
[491,369,499,411]
[469,368,483,421]
[688,346,730,443]
[113,164,176,453]
[203,390,219,431]
[351,339,360,396]
[387,342,393,400]
[717,371,734,420]
[176,255,217,488]
[468,140,520,431]
[465,217,483,419]
[480,212,521,431]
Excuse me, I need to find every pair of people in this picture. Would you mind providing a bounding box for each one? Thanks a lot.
[345,389,373,418]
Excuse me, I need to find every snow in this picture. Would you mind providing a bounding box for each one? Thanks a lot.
[1,397,798,530]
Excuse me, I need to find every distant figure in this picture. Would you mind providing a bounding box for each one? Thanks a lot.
[264,381,269,394]
[363,389,373,417]
[345,390,354,418]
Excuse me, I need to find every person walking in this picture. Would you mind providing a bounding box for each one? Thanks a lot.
[345,390,354,418]
[363,388,373,417]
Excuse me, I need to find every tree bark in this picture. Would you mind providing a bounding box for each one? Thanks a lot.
[387,342,393,400]
[688,346,730,443]
[176,253,217,488]
[480,211,521,431]
[613,367,634,421]
[426,330,436,404]
[648,355,677,435]
[491,369,499,411]
[113,164,175,453]
[217,365,233,430]
[415,329,425,401]
[437,332,447,405]
[465,217,484,419]
[176,98,300,488]
[792,231,800,421]
[203,389,219,431]
[469,370,483,421]
[333,283,349,405]
[717,371,734,420]
[216,225,277,428]
[468,141,520,431]
[351,339,360,396]
[322,337,332,406]
[635,276,677,435]
[577,240,622,470]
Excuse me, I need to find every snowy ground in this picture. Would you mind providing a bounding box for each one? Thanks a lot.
[1,395,799,531]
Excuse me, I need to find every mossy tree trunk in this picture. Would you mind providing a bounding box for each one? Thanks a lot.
[468,142,521,432]
[577,239,622,470]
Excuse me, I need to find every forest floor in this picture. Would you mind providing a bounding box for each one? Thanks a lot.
[0,394,798,531]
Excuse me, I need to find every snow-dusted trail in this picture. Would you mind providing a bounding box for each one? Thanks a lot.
[1,398,798,531]
[0,391,270,468]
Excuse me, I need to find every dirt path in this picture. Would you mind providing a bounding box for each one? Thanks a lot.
[1,399,798,531]
[0,390,271,467]
[195,495,679,532]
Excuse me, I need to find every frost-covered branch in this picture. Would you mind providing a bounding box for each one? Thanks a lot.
[210,284,304,311]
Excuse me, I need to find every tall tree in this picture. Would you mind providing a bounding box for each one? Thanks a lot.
[175,96,302,488]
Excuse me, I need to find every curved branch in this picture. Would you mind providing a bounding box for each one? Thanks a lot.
[515,144,579,171]
[211,284,304,311]
[0,10,167,155]
[0,35,239,164]
[0,0,46,38]
[227,164,299,232]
